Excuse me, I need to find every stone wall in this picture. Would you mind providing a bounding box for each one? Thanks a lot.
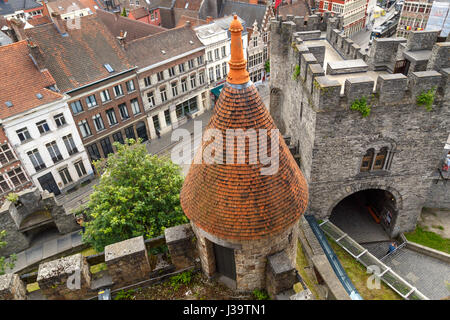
[424,180,450,209]
[192,221,299,292]
[37,253,91,300]
[164,223,198,270]
[265,250,297,299]
[269,16,450,237]
[0,273,27,300]
[105,235,151,286]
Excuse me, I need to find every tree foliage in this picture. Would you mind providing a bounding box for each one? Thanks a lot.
[82,139,187,252]
[0,230,16,275]
[121,7,127,17]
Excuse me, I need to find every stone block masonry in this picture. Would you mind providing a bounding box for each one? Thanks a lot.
[0,273,27,300]
[37,253,91,300]
[164,223,198,270]
[269,13,450,238]
[265,250,297,299]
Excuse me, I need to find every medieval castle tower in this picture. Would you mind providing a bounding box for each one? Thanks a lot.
[269,13,449,238]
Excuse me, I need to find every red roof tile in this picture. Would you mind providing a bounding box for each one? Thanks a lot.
[0,41,64,119]
[180,17,308,241]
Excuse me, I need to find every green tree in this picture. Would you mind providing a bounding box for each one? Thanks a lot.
[0,230,16,275]
[121,7,127,17]
[82,139,187,252]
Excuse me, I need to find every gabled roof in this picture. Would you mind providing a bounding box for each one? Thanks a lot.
[26,15,52,26]
[146,0,174,10]
[126,24,204,69]
[96,9,165,41]
[176,14,207,28]
[24,14,134,93]
[220,1,267,27]
[174,0,202,11]
[0,29,12,45]
[46,0,101,14]
[180,16,308,241]
[0,41,64,119]
[278,2,309,18]
[0,0,42,16]
[129,6,149,20]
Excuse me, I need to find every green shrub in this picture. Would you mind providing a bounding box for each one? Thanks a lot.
[292,64,300,81]
[5,193,18,203]
[350,97,371,117]
[265,60,270,73]
[169,270,193,291]
[416,87,436,111]
[252,289,270,300]
[114,289,136,300]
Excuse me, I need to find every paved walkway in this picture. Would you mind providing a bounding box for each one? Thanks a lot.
[6,230,84,274]
[383,247,450,300]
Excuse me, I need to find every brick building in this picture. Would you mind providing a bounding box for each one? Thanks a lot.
[0,40,92,196]
[25,14,151,166]
[318,0,369,35]
[396,0,435,38]
[125,23,210,138]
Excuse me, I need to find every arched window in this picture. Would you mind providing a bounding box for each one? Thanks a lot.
[360,148,374,172]
[374,147,388,170]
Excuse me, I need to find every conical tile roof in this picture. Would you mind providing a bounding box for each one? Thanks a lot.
[180,15,308,241]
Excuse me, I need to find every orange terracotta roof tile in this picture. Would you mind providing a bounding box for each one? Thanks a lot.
[0,40,64,120]
[180,17,308,241]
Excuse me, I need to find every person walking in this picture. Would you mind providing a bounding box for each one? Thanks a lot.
[386,241,397,255]
[76,216,85,234]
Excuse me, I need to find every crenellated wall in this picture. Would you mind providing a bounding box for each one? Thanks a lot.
[270,14,450,237]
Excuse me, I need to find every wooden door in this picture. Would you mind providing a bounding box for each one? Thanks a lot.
[213,243,236,280]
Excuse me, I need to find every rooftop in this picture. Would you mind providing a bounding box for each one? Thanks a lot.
[46,0,100,15]
[0,41,64,120]
[24,14,134,93]
[0,0,42,16]
[219,1,267,27]
[126,24,204,69]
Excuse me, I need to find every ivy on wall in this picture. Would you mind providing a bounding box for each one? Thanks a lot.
[416,87,436,112]
[292,65,301,81]
[350,97,371,117]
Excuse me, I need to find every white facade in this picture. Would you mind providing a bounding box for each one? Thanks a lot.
[247,21,268,84]
[195,17,248,89]
[2,97,93,195]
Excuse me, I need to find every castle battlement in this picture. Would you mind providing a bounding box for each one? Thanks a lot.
[270,14,450,113]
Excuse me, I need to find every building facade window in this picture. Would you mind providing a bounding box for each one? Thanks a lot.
[106,109,118,126]
[214,48,219,60]
[100,137,114,157]
[112,131,124,144]
[126,80,135,92]
[190,74,196,88]
[179,63,185,73]
[118,103,130,120]
[209,67,214,83]
[147,91,156,107]
[207,51,212,62]
[63,134,78,155]
[113,84,124,97]
[199,71,205,85]
[188,59,195,69]
[46,141,63,164]
[153,115,160,131]
[360,147,393,172]
[27,149,46,171]
[36,120,50,135]
[176,97,198,118]
[124,126,135,140]
[130,98,141,115]
[164,109,171,126]
[100,89,111,103]
[168,67,175,77]
[181,78,188,92]
[197,55,203,65]
[0,175,11,194]
[215,65,221,80]
[70,100,83,114]
[0,144,15,165]
[222,62,227,78]
[17,128,32,142]
[54,113,66,127]
[7,167,27,187]
[86,143,101,161]
[86,94,98,108]
[160,87,168,102]
[144,76,151,87]
[171,82,178,97]
[92,113,105,131]
[74,160,87,178]
[157,71,164,82]
[59,167,73,185]
[221,46,226,58]
[78,119,92,138]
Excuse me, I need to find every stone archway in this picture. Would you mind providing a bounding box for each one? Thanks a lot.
[327,184,403,241]
[269,87,286,135]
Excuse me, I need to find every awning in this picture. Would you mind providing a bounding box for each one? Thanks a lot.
[211,84,224,98]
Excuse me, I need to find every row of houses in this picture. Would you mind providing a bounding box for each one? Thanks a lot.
[0,3,295,202]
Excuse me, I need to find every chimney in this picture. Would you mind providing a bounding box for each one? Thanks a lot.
[117,30,127,49]
[10,18,26,41]
[185,21,191,28]
[206,16,213,23]
[51,12,67,36]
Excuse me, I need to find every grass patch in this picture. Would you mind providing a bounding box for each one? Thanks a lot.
[404,226,450,254]
[295,240,321,299]
[26,282,40,293]
[91,263,107,274]
[432,225,444,231]
[327,236,402,300]
[80,247,98,256]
